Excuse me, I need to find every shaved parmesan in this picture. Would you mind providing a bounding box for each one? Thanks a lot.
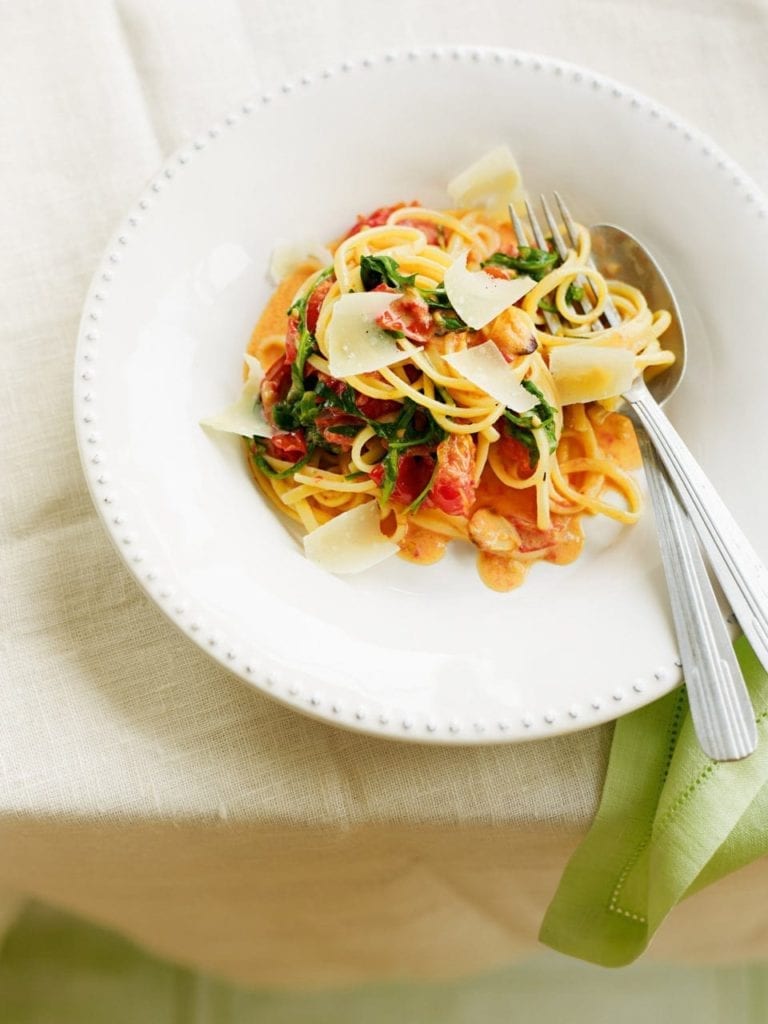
[326,291,407,378]
[447,146,524,210]
[269,241,332,284]
[549,345,636,405]
[303,501,398,574]
[444,341,538,413]
[242,353,264,384]
[444,253,535,330]
[200,355,273,438]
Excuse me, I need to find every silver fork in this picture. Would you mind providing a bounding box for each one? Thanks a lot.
[509,196,754,760]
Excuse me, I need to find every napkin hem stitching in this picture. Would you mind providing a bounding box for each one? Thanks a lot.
[654,704,768,836]
[608,701,768,923]
[608,688,687,923]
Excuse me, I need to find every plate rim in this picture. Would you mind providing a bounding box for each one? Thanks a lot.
[73,44,768,744]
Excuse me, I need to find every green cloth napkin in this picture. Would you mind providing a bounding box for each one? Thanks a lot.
[540,636,768,966]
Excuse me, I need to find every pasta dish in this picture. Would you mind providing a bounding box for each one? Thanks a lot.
[203,148,673,590]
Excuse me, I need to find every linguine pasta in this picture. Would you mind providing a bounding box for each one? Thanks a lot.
[226,157,672,591]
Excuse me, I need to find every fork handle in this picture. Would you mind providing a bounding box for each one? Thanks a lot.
[637,428,756,760]
[627,383,768,676]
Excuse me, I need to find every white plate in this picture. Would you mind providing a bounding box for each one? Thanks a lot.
[74,47,768,744]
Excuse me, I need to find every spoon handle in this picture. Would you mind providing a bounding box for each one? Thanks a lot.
[636,427,756,760]
[626,379,768,676]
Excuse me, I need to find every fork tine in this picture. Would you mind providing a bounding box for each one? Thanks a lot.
[553,193,622,330]
[524,198,548,250]
[540,194,569,261]
[510,199,561,335]
[545,192,598,324]
[507,203,530,249]
[554,191,580,249]
[541,192,607,331]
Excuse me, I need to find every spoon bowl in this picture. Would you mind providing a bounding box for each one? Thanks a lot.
[590,223,686,406]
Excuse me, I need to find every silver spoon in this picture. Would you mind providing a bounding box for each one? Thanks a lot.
[591,223,757,758]
[531,194,754,759]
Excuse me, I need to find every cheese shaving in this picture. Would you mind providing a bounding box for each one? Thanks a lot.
[200,354,273,438]
[447,146,524,210]
[326,291,406,378]
[443,341,538,413]
[443,253,535,330]
[303,501,398,574]
[269,241,333,284]
[549,345,636,405]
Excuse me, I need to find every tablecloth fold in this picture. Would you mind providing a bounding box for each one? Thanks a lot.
[3,0,768,986]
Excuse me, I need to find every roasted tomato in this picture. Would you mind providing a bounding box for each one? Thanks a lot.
[376,290,433,344]
[425,434,476,517]
[370,450,435,506]
[400,216,441,245]
[315,372,346,399]
[314,411,361,451]
[284,317,300,364]
[306,278,333,334]
[260,355,292,426]
[354,392,402,419]
[496,431,535,477]
[316,371,401,420]
[482,263,512,280]
[344,202,410,238]
[344,201,440,244]
[264,430,307,463]
[514,519,561,553]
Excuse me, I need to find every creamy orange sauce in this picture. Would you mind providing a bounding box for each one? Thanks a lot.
[465,404,639,588]
[246,262,319,373]
[544,517,584,565]
[471,465,585,588]
[589,408,641,470]
[397,524,448,565]
[384,407,637,582]
[477,551,527,592]
[473,465,539,522]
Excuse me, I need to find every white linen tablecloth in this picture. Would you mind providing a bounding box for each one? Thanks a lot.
[2,0,768,987]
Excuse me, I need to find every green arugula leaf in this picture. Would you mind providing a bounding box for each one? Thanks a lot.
[377,402,419,501]
[380,446,401,503]
[271,400,298,431]
[272,385,325,438]
[396,403,446,450]
[503,380,557,466]
[434,313,468,333]
[321,423,360,439]
[369,399,446,501]
[419,285,452,310]
[418,284,470,334]
[405,458,440,514]
[286,266,334,404]
[250,442,315,479]
[482,246,559,282]
[360,254,416,291]
[538,285,585,316]
[296,380,447,492]
[314,381,364,420]
[360,254,469,333]
[294,390,322,426]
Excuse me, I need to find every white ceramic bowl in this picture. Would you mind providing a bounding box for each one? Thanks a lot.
[74,47,768,743]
